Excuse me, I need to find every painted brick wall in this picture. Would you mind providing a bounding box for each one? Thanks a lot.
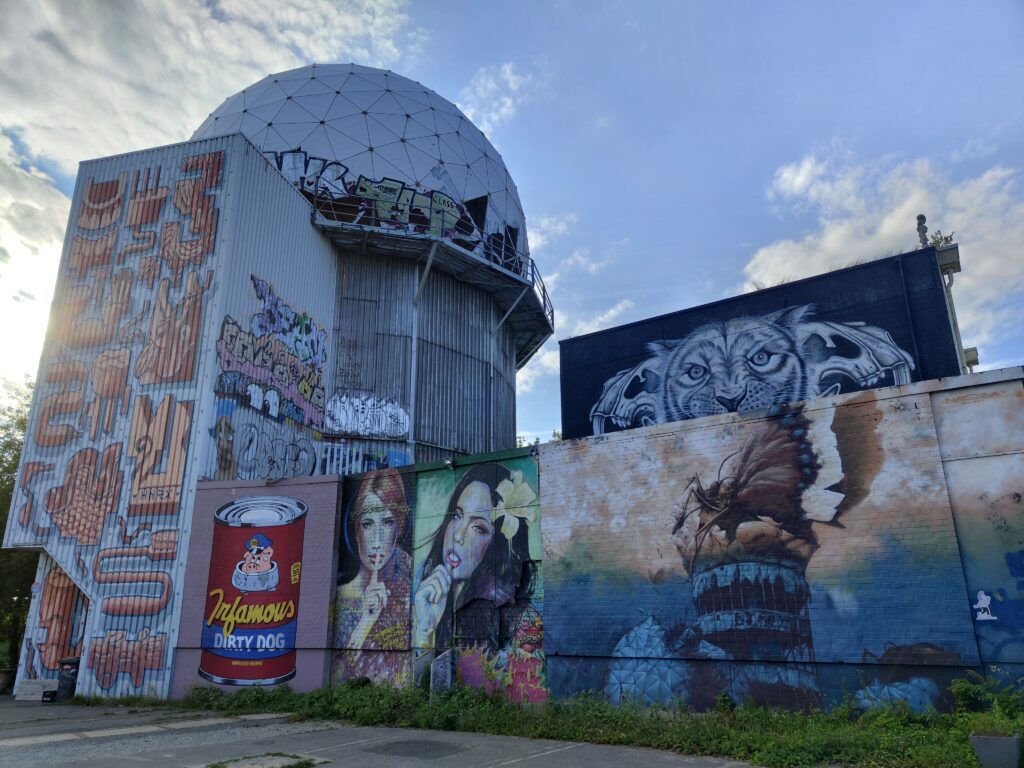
[165,367,1023,711]
[540,371,1011,710]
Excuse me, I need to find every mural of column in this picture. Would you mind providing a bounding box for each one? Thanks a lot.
[672,408,844,709]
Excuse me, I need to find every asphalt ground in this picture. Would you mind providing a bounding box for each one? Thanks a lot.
[0,695,754,768]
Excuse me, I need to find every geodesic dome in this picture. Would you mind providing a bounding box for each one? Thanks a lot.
[192,63,528,254]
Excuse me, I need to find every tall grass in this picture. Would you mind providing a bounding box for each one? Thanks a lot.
[176,681,1005,767]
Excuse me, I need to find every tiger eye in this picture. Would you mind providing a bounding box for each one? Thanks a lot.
[688,364,706,379]
[751,350,770,365]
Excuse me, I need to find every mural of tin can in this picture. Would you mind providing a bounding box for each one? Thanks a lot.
[199,496,307,686]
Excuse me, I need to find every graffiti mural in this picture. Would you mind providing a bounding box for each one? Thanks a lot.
[320,440,410,476]
[207,275,329,484]
[5,146,224,697]
[134,271,212,385]
[325,391,410,439]
[589,305,914,434]
[44,444,124,546]
[88,629,167,690]
[209,401,320,482]
[269,150,489,257]
[215,276,327,429]
[128,396,193,516]
[412,459,546,703]
[332,470,414,685]
[543,393,980,709]
[33,558,88,671]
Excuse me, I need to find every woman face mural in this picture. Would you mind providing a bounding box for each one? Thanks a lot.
[356,491,400,573]
[412,460,546,703]
[413,462,538,652]
[332,469,412,686]
[443,481,495,579]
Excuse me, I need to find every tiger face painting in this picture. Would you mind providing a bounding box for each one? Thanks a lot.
[589,304,915,434]
[656,306,810,423]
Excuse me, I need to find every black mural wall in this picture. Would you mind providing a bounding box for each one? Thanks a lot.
[560,248,963,439]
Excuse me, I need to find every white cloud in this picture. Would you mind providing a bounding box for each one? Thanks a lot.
[562,247,598,274]
[0,0,412,174]
[571,299,635,337]
[517,297,636,393]
[528,212,577,252]
[0,0,414,388]
[517,341,560,393]
[0,134,70,387]
[595,115,610,128]
[457,62,534,136]
[559,238,629,276]
[745,151,1024,356]
[951,136,999,164]
[769,155,828,199]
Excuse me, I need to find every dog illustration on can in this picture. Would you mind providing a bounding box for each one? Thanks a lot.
[199,496,306,686]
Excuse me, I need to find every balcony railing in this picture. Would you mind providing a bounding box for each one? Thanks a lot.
[265,149,554,332]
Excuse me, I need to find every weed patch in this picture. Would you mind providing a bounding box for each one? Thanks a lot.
[173,679,1023,767]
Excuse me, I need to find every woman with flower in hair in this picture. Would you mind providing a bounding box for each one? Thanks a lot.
[413,462,545,701]
[333,469,412,684]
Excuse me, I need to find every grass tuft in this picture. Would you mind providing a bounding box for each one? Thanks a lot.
[171,680,1017,767]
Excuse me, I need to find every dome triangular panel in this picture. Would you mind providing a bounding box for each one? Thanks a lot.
[190,63,528,242]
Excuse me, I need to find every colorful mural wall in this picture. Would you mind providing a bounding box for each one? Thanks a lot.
[185,371,1021,710]
[331,454,546,703]
[560,251,964,439]
[332,469,414,686]
[210,274,328,483]
[5,142,227,696]
[542,381,986,710]
[171,478,340,697]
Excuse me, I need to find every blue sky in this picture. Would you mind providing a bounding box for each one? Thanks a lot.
[1,0,1022,439]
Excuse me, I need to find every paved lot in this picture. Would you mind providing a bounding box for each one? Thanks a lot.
[0,695,754,768]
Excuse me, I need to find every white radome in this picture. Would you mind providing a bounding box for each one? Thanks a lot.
[192,63,528,252]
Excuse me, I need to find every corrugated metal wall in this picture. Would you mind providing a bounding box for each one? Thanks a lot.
[3,133,342,698]
[5,128,523,700]
[200,137,338,486]
[333,252,517,459]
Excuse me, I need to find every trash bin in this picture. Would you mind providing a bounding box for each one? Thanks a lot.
[56,657,80,702]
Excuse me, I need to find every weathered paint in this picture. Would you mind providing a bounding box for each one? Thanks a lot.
[933,379,1024,686]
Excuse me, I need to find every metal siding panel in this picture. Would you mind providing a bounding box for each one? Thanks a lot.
[5,135,245,697]
[4,134,340,698]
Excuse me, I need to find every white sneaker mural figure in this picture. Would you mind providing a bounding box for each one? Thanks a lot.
[974,590,997,621]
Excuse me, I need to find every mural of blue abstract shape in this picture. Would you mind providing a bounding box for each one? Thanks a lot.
[604,617,688,705]
[854,677,941,713]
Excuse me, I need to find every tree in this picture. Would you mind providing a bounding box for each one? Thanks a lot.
[930,230,956,248]
[0,381,37,669]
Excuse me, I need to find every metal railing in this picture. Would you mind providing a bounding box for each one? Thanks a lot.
[265,149,554,331]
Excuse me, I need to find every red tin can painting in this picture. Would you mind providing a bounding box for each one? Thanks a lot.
[199,496,307,685]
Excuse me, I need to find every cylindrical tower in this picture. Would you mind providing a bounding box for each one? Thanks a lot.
[192,64,553,465]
